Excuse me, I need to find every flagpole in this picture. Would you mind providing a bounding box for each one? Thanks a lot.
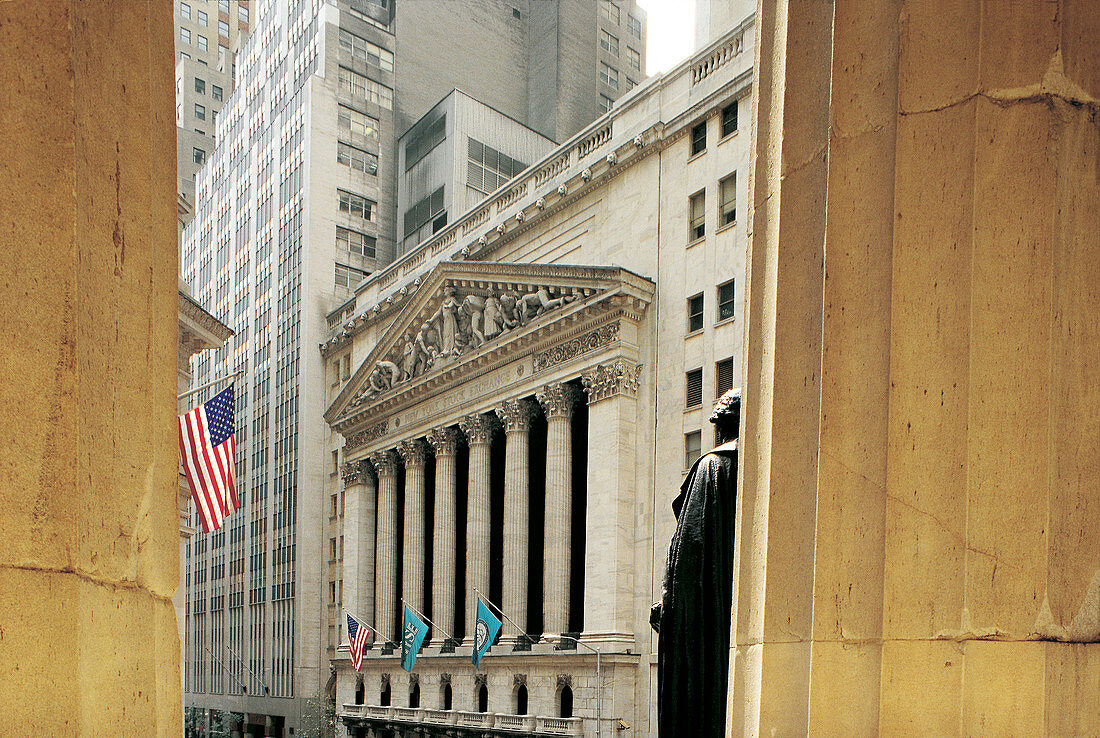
[178,369,244,401]
[344,608,387,642]
[400,598,455,643]
[475,588,602,738]
[224,639,271,695]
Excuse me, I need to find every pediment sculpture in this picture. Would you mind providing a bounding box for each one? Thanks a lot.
[352,284,579,405]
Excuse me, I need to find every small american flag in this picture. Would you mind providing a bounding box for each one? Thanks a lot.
[178,385,239,533]
[347,613,370,671]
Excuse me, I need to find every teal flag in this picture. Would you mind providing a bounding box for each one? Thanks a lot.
[401,605,429,672]
[472,598,502,669]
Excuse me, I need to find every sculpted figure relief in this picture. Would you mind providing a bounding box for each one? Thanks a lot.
[352,283,579,404]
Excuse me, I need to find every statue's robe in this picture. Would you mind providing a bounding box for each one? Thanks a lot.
[656,439,738,738]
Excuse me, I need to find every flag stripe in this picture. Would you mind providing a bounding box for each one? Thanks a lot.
[180,411,220,533]
[179,417,217,533]
[188,409,225,530]
[178,385,237,534]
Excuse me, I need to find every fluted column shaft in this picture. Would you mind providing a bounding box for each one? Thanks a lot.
[538,382,580,637]
[496,399,537,636]
[341,460,376,645]
[371,450,399,642]
[428,427,460,645]
[399,439,429,618]
[460,413,495,640]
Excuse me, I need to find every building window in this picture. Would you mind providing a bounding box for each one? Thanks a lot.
[343,355,351,379]
[690,121,707,155]
[339,29,395,72]
[180,52,190,60]
[337,141,378,174]
[513,7,522,19]
[218,0,229,12]
[194,103,206,121]
[180,27,191,44]
[722,101,739,137]
[338,67,393,109]
[517,684,528,715]
[718,279,735,321]
[467,138,526,194]
[600,30,619,56]
[685,431,702,468]
[180,2,191,20]
[405,113,446,171]
[403,186,445,242]
[331,451,339,475]
[197,34,208,51]
[599,94,614,113]
[238,5,248,22]
[194,77,206,94]
[335,263,367,290]
[719,173,736,226]
[686,368,703,408]
[716,357,734,397]
[197,9,208,26]
[600,0,620,24]
[600,62,618,90]
[212,85,223,102]
[219,19,230,36]
[688,293,704,333]
[628,14,642,39]
[339,189,375,221]
[625,78,636,91]
[338,106,379,144]
[193,147,206,165]
[689,190,705,241]
[329,539,337,561]
[478,684,489,713]
[336,226,377,258]
[627,47,641,72]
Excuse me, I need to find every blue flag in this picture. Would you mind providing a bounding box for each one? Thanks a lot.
[472,598,502,669]
[401,605,429,672]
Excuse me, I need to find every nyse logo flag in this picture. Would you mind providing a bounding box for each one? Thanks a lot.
[178,385,239,533]
[472,598,502,669]
[401,606,429,672]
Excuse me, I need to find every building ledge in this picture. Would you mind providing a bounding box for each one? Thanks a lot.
[339,705,583,736]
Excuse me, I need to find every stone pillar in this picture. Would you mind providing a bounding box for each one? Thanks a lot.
[341,459,376,643]
[735,2,1100,735]
[427,427,460,646]
[0,1,179,733]
[398,439,429,617]
[537,382,580,638]
[495,399,537,639]
[581,361,642,641]
[370,450,399,643]
[459,413,495,640]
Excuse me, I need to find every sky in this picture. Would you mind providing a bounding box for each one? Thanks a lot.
[637,0,696,76]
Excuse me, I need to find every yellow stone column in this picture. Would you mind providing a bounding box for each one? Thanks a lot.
[370,450,399,643]
[495,398,537,640]
[735,1,1100,734]
[399,439,429,618]
[341,460,376,644]
[460,412,495,643]
[0,1,179,733]
[427,426,460,647]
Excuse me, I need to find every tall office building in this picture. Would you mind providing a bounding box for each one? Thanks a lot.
[181,1,646,735]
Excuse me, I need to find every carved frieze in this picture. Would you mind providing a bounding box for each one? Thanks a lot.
[460,413,496,446]
[427,426,460,457]
[346,420,388,450]
[532,322,620,373]
[537,382,581,419]
[582,359,642,404]
[495,398,538,433]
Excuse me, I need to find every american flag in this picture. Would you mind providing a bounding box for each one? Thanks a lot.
[347,613,370,671]
[178,385,239,533]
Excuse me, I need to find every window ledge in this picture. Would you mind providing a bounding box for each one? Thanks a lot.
[687,149,707,164]
[684,405,703,414]
[719,130,740,144]
[684,328,704,339]
[715,315,736,328]
[687,236,705,249]
[716,220,737,235]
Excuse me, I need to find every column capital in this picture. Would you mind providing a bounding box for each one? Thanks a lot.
[581,359,642,405]
[460,413,496,446]
[369,449,399,478]
[495,398,538,433]
[341,459,371,487]
[537,381,582,419]
[427,426,461,457]
[398,438,429,468]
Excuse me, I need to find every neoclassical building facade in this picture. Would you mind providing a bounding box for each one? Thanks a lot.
[321,17,754,737]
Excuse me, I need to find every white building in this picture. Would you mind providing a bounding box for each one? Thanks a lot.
[322,16,754,737]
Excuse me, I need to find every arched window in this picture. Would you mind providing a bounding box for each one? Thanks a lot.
[443,683,453,710]
[380,682,391,707]
[516,684,529,715]
[559,684,573,718]
[409,682,420,708]
[478,683,489,713]
[354,679,364,705]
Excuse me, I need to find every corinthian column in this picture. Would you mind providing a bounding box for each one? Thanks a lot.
[399,439,429,619]
[537,382,581,638]
[459,412,495,641]
[427,426,460,647]
[495,398,537,640]
[341,459,376,646]
[370,449,399,643]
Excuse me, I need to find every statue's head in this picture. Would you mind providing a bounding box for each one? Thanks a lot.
[709,389,741,443]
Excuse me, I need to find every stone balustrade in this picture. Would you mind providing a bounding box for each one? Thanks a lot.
[341,705,582,736]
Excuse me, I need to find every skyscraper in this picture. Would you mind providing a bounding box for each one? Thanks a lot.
[181,1,646,734]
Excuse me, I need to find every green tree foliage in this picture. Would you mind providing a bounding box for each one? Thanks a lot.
[298,689,336,738]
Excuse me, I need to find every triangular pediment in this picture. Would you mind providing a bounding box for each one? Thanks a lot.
[325,261,654,432]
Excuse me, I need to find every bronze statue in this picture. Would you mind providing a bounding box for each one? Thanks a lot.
[653,389,740,738]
